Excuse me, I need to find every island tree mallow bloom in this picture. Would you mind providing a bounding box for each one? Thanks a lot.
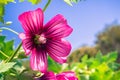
[35,71,78,80]
[18,8,73,73]
[56,71,78,80]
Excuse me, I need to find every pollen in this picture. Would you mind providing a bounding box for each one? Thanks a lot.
[34,34,47,44]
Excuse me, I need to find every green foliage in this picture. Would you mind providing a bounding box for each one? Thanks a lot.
[0,36,14,60]
[0,62,16,73]
[0,0,15,23]
[0,0,15,4]
[48,56,62,73]
[66,51,120,80]
[96,25,120,62]
[111,71,120,80]
[0,4,5,23]
[0,74,4,80]
[67,46,98,64]
[27,0,41,5]
[4,60,29,80]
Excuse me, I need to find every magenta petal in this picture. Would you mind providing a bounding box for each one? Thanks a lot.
[44,14,73,38]
[37,71,57,80]
[60,71,76,78]
[30,48,47,73]
[45,23,73,39]
[19,33,33,55]
[56,75,68,80]
[50,55,67,64]
[44,14,67,29]
[57,71,78,80]
[48,52,67,64]
[19,33,26,40]
[47,39,71,57]
[18,8,43,33]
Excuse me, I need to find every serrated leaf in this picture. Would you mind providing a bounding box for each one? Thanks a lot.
[2,40,14,57]
[28,0,41,5]
[3,40,14,52]
[0,62,16,73]
[0,36,14,60]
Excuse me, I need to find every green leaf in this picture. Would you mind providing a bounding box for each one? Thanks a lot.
[0,4,4,23]
[0,0,15,4]
[95,51,102,59]
[107,51,118,62]
[48,56,61,73]
[0,36,14,60]
[3,40,14,54]
[28,0,41,5]
[17,51,27,59]
[108,62,120,71]
[111,71,120,80]
[0,36,5,42]
[0,62,16,73]
[0,74,4,80]
[81,55,88,62]
[95,51,103,63]
[0,0,15,23]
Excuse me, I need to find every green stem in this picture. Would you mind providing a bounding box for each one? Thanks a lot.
[43,0,51,12]
[6,42,22,62]
[0,27,19,35]
[0,50,9,58]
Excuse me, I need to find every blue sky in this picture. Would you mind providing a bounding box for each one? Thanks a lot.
[3,0,120,51]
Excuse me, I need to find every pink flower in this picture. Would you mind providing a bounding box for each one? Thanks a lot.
[18,8,73,73]
[56,71,78,80]
[35,71,78,80]
[35,71,57,80]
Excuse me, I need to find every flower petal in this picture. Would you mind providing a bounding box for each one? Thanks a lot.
[19,33,26,40]
[35,71,57,80]
[44,14,67,28]
[48,54,67,64]
[56,75,68,80]
[18,8,43,34]
[46,39,71,57]
[19,33,34,55]
[44,14,73,38]
[30,48,47,73]
[57,71,78,80]
[41,71,56,80]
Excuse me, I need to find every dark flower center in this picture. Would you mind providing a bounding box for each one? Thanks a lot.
[34,34,47,45]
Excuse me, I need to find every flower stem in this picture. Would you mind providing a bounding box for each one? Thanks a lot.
[43,0,51,12]
[6,42,22,62]
[0,50,9,58]
[0,27,19,35]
